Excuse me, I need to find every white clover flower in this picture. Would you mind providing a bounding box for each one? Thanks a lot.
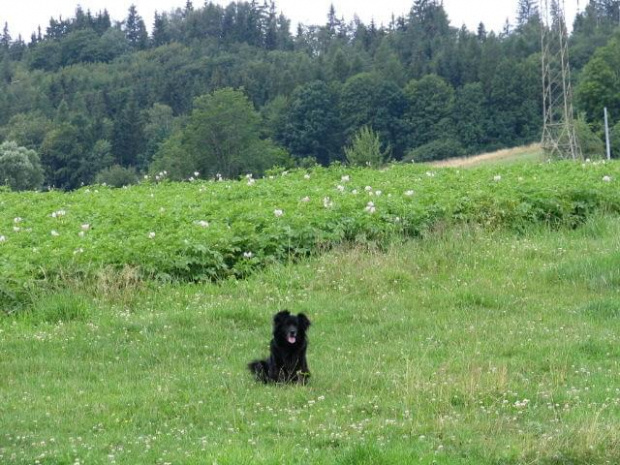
[603,176,612,182]
[365,201,376,214]
[341,175,350,182]
[301,196,310,203]
[323,197,333,208]
[405,190,414,196]
[196,220,209,228]
[336,184,345,192]
[364,186,373,192]
[303,174,311,180]
[148,232,156,239]
[493,175,502,182]
[243,251,254,259]
[14,217,22,223]
[274,209,284,217]
[375,190,382,196]
[51,230,60,237]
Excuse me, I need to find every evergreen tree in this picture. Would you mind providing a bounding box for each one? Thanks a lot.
[125,4,149,50]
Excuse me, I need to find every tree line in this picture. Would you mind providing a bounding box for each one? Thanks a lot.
[0,0,619,189]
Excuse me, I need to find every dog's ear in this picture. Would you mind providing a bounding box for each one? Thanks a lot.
[297,313,311,331]
[273,310,290,325]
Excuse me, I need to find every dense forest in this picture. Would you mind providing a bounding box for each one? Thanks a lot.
[0,0,619,189]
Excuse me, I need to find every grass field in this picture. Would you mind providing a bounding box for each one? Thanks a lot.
[2,213,620,464]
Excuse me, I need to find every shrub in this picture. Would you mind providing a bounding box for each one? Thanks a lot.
[575,114,604,157]
[95,165,139,187]
[0,141,44,191]
[403,139,465,163]
[344,126,390,167]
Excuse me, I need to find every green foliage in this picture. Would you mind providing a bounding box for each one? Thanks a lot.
[611,121,620,158]
[0,141,44,191]
[344,126,390,167]
[575,114,605,157]
[153,88,287,179]
[95,164,139,187]
[404,139,465,162]
[1,161,620,311]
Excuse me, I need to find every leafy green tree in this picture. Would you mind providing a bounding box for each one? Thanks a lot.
[344,126,390,167]
[0,141,44,191]
[277,80,342,165]
[453,82,488,152]
[112,95,144,167]
[611,121,620,158]
[40,123,85,189]
[576,37,620,129]
[153,88,287,179]
[404,74,455,149]
[575,114,605,156]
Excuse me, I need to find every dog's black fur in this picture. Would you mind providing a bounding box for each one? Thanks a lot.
[248,310,311,384]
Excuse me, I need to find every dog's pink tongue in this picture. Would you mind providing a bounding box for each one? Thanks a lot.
[287,335,296,344]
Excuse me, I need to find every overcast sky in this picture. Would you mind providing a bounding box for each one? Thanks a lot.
[1,0,580,40]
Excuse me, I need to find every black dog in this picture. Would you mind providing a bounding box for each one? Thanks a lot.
[248,310,311,384]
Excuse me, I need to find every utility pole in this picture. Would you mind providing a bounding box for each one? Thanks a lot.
[539,0,581,159]
[604,107,611,160]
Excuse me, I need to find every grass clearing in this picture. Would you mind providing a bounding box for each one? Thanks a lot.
[429,144,544,168]
[2,216,620,463]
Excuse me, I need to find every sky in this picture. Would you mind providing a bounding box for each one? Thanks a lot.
[0,0,581,40]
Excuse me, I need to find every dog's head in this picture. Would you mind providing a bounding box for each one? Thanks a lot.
[273,310,311,346]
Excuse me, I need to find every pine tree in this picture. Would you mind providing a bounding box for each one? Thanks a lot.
[1,22,11,49]
[125,4,148,50]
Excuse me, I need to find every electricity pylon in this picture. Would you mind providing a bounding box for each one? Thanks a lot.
[540,0,581,159]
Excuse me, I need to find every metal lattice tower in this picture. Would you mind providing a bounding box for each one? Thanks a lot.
[540,0,581,159]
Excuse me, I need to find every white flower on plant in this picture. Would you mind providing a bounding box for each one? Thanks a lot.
[341,175,350,182]
[78,231,85,237]
[603,176,612,182]
[216,173,223,181]
[426,171,435,177]
[14,217,22,223]
[364,186,373,192]
[194,171,200,177]
[81,224,90,231]
[375,190,382,196]
[336,184,345,192]
[144,175,149,180]
[405,190,414,196]
[247,178,256,186]
[196,220,209,228]
[351,189,358,195]
[189,177,195,182]
[246,173,253,179]
[304,174,311,180]
[51,210,66,218]
[0,235,5,242]
[274,209,284,217]
[243,251,254,259]
[51,230,60,237]
[323,197,333,208]
[148,232,156,239]
[365,201,376,214]
[13,227,20,232]
[301,196,310,203]
[493,175,502,182]
[73,248,84,255]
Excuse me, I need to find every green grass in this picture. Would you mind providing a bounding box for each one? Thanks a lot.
[2,215,620,464]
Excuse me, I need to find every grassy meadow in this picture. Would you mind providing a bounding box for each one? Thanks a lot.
[1,160,620,464]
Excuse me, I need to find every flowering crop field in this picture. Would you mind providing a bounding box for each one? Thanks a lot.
[2,161,620,463]
[1,161,620,311]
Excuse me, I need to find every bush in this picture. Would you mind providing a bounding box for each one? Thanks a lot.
[575,115,604,157]
[403,139,465,163]
[0,141,44,191]
[344,126,390,167]
[610,121,620,158]
[95,165,139,187]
